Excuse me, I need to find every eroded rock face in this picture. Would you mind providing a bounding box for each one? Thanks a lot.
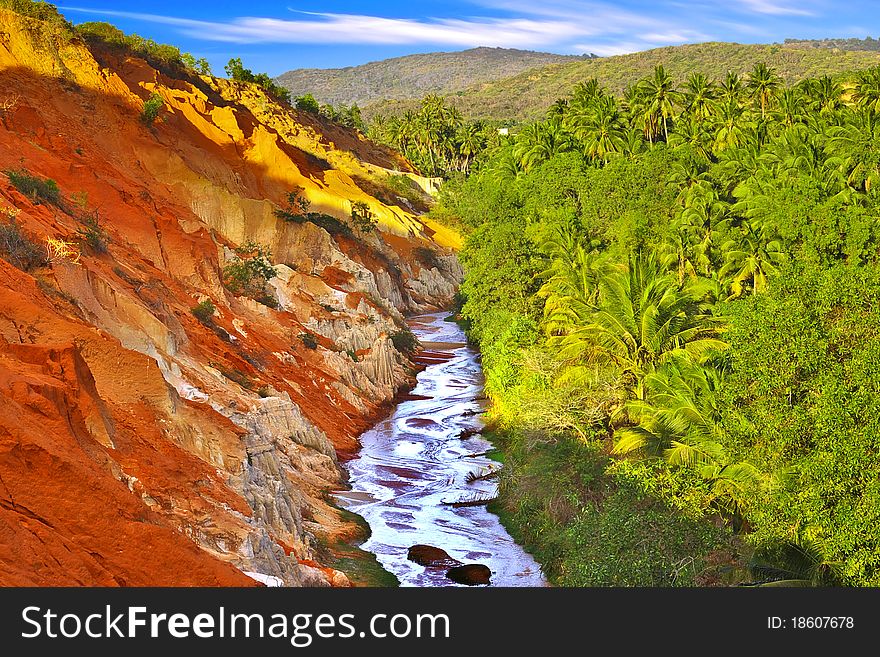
[0,7,462,587]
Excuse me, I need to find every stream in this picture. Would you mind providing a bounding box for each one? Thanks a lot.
[335,312,547,587]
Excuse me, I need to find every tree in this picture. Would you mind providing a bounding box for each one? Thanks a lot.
[295,94,320,113]
[638,65,679,142]
[747,62,782,119]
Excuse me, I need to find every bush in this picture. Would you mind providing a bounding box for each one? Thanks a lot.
[77,22,199,73]
[5,168,61,205]
[0,218,47,271]
[0,0,73,31]
[273,187,311,222]
[223,242,275,296]
[224,58,291,105]
[350,200,377,232]
[299,333,318,349]
[191,299,216,325]
[76,212,109,254]
[140,93,163,126]
[295,94,320,114]
[414,246,442,270]
[391,329,419,354]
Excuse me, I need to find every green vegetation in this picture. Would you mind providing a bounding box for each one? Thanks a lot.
[0,217,47,271]
[191,299,216,325]
[225,58,291,105]
[276,47,579,109]
[75,211,109,254]
[440,60,880,586]
[390,328,419,355]
[76,22,203,74]
[5,168,61,205]
[366,42,880,122]
[369,95,495,177]
[299,333,318,350]
[274,190,354,237]
[294,93,321,114]
[222,242,278,307]
[349,200,377,232]
[140,93,164,126]
[0,0,72,31]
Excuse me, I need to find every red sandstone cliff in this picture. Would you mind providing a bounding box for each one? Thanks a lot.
[0,8,461,586]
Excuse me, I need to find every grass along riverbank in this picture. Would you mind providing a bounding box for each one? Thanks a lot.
[484,426,745,586]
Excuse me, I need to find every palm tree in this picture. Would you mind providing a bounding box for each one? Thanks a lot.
[567,95,626,162]
[638,64,679,142]
[719,222,787,296]
[713,97,748,153]
[747,62,782,119]
[852,65,880,115]
[718,71,744,105]
[457,123,485,175]
[681,72,717,123]
[548,252,725,400]
[824,112,880,195]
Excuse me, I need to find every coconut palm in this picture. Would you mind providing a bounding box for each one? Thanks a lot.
[747,62,782,119]
[638,64,679,142]
[549,252,725,399]
[681,72,717,123]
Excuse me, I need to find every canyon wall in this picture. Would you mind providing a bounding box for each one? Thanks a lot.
[0,9,461,586]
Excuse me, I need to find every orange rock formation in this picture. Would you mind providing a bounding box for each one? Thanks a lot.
[0,9,461,586]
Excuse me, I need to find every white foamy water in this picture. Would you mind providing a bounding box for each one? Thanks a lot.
[335,312,547,587]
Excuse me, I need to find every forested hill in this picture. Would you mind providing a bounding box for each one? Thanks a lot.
[365,41,880,121]
[276,47,583,107]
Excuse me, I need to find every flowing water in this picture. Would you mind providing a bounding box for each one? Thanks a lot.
[335,312,547,587]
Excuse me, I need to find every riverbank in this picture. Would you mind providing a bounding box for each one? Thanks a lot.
[335,312,546,587]
[484,424,746,586]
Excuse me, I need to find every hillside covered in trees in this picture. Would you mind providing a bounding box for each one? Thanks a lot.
[367,42,880,121]
[277,47,583,109]
[435,60,880,586]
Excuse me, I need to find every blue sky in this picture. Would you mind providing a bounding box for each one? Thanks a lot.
[57,1,880,75]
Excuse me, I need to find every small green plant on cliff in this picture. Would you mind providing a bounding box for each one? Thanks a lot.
[0,0,74,31]
[224,58,291,105]
[76,211,109,254]
[299,332,318,350]
[0,217,47,271]
[413,245,442,270]
[140,93,164,126]
[349,200,377,233]
[391,328,419,355]
[191,299,216,325]
[273,187,312,222]
[223,242,278,308]
[4,168,61,206]
[294,94,321,114]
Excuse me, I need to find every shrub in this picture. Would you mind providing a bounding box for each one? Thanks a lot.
[391,329,419,355]
[191,299,216,325]
[224,58,291,105]
[346,349,360,362]
[140,93,164,126]
[0,218,47,271]
[299,332,318,349]
[76,211,109,254]
[350,200,377,232]
[0,0,73,31]
[223,242,275,295]
[295,94,320,113]
[5,168,61,205]
[414,246,442,270]
[273,187,311,222]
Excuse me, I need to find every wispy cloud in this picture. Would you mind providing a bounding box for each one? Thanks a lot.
[735,0,815,16]
[62,7,594,47]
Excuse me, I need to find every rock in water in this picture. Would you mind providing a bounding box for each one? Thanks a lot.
[407,545,461,567]
[446,564,492,586]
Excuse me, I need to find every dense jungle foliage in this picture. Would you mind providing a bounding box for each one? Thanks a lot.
[436,62,880,586]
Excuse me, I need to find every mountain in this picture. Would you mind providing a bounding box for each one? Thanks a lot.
[276,47,584,107]
[364,41,880,122]
[0,6,461,586]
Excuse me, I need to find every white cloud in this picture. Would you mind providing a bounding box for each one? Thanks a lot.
[735,0,815,16]
[61,7,592,47]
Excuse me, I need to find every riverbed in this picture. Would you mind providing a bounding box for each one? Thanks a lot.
[335,312,547,587]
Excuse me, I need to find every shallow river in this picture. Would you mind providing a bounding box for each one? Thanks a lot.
[335,312,547,587]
